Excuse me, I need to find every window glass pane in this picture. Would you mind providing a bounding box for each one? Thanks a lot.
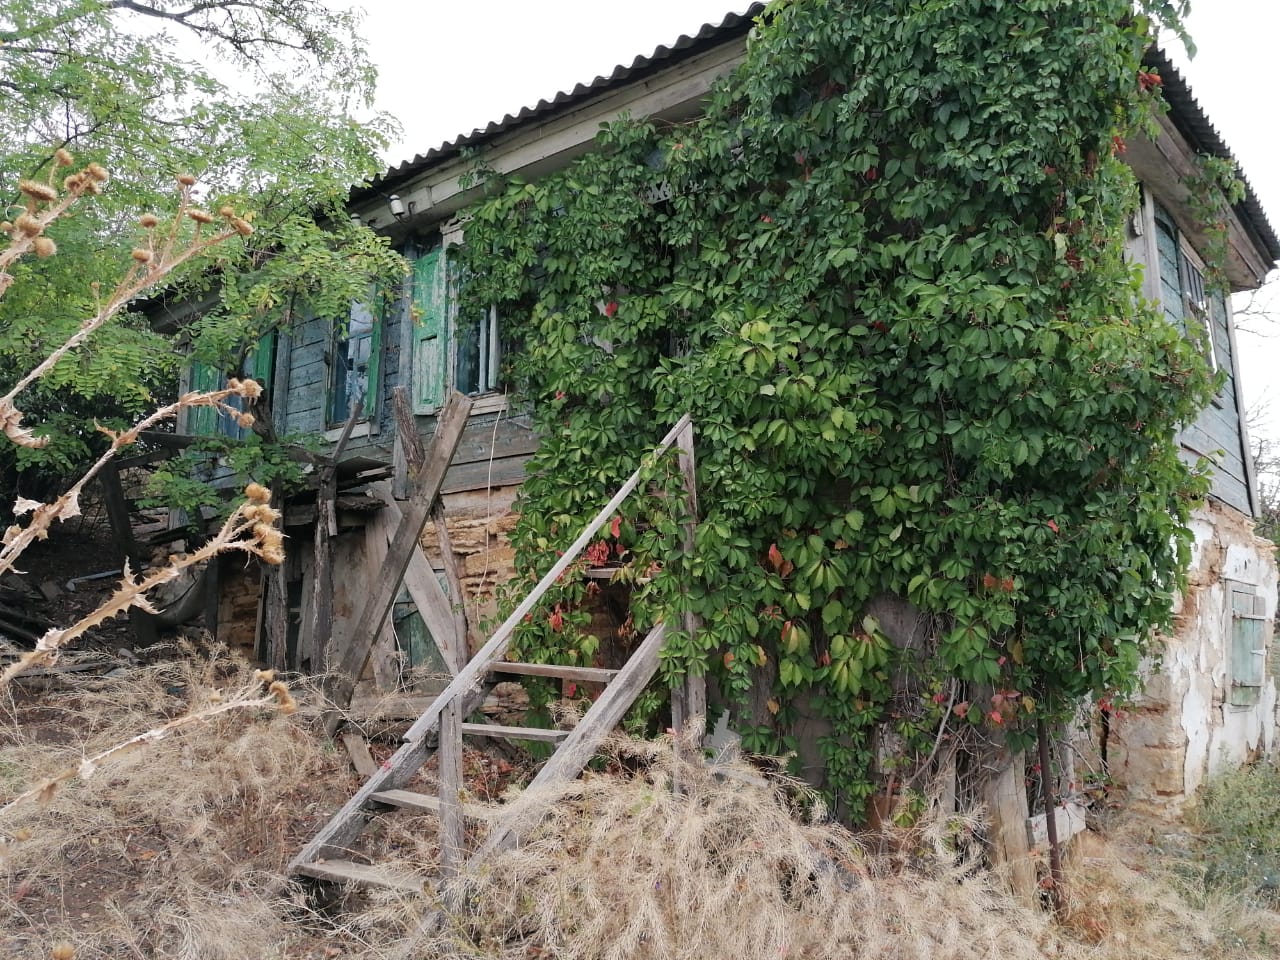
[329,300,376,425]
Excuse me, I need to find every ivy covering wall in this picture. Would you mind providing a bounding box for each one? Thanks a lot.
[456,0,1214,810]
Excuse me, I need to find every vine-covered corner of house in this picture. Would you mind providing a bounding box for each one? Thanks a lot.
[455,0,1216,813]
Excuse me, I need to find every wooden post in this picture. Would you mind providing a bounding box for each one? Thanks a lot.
[324,394,473,734]
[434,506,470,672]
[392,386,425,501]
[310,403,362,674]
[670,420,706,742]
[982,747,1036,903]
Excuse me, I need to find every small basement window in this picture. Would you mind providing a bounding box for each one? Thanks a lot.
[1229,585,1268,707]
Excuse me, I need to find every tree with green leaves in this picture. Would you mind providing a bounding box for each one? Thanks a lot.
[457,0,1215,815]
[0,0,403,499]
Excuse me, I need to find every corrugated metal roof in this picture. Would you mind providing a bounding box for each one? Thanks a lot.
[353,3,766,201]
[356,15,1278,271]
[1145,47,1280,266]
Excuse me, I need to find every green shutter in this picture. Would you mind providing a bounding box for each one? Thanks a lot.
[1229,587,1267,706]
[187,361,221,437]
[247,329,276,391]
[412,249,447,413]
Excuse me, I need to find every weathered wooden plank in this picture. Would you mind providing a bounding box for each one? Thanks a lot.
[433,506,470,673]
[362,511,402,691]
[438,703,465,876]
[470,622,666,862]
[489,662,618,683]
[295,859,425,894]
[439,454,529,496]
[1026,802,1087,851]
[340,732,378,778]
[448,419,539,467]
[402,413,691,744]
[311,405,363,674]
[982,749,1036,904]
[671,420,706,741]
[98,461,141,565]
[460,723,569,743]
[325,393,473,731]
[371,789,499,821]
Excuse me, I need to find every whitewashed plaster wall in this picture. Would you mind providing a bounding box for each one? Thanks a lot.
[1106,500,1277,808]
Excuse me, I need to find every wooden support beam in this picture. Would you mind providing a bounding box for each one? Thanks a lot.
[982,748,1036,904]
[367,484,466,677]
[98,461,142,566]
[437,702,464,877]
[310,403,363,674]
[325,394,473,733]
[670,420,706,741]
[434,506,470,673]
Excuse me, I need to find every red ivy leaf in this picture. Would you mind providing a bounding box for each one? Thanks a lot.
[1046,519,1060,534]
[604,301,619,318]
[610,515,622,539]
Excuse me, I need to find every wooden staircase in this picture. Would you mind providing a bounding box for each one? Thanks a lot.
[288,413,700,894]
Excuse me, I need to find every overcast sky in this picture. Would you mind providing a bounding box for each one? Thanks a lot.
[350,0,1280,434]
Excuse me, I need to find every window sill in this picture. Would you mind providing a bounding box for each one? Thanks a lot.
[323,420,374,443]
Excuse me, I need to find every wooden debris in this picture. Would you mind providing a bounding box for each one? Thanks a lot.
[340,732,378,778]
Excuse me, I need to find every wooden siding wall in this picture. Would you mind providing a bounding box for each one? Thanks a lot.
[276,281,536,495]
[1150,209,1254,516]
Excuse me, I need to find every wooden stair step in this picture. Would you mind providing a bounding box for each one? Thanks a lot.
[294,858,426,894]
[488,661,618,683]
[460,722,568,743]
[371,789,501,821]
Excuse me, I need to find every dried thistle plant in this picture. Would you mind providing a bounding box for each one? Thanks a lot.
[0,666,294,817]
[0,160,254,450]
[0,161,279,688]
[0,480,283,690]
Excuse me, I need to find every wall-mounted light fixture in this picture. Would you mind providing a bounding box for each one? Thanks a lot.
[389,194,407,220]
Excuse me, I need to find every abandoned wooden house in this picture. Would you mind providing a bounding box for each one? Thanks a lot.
[130,6,1279,887]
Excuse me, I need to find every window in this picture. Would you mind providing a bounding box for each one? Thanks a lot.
[1228,585,1268,707]
[454,304,501,396]
[186,331,276,440]
[1153,202,1220,374]
[328,298,381,427]
[410,244,503,414]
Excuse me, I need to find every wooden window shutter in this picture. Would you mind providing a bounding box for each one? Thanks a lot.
[187,361,221,437]
[412,249,447,414]
[1229,586,1268,707]
[248,329,276,391]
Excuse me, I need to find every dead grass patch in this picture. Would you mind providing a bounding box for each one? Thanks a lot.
[0,648,339,959]
[2,656,1277,960]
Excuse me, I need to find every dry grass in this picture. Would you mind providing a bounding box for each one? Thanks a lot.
[0,648,334,959]
[339,737,1280,960]
[1063,820,1280,960]
[3,658,1278,960]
